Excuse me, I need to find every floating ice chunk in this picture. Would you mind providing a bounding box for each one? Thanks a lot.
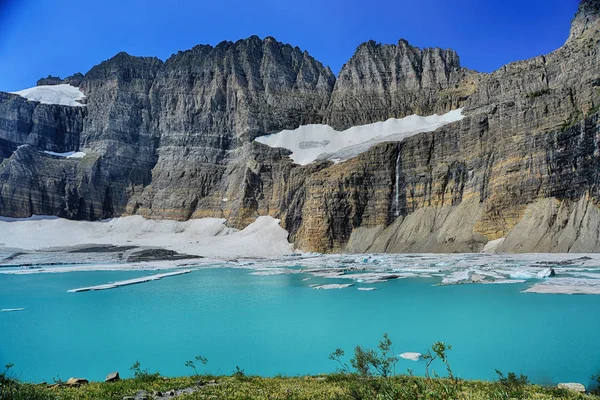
[481,280,527,285]
[68,270,192,292]
[312,284,354,290]
[441,270,471,284]
[523,277,600,295]
[43,151,86,159]
[400,352,422,361]
[10,84,86,107]
[537,268,555,278]
[0,308,25,312]
[509,270,536,279]
[358,287,377,291]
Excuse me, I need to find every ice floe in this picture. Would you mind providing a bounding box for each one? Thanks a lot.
[358,287,377,291]
[311,284,354,290]
[400,352,422,361]
[67,270,192,292]
[0,308,25,312]
[523,278,600,295]
[255,109,463,165]
[10,84,85,107]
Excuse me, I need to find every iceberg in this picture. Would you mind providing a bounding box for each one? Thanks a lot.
[400,352,422,361]
[68,270,192,292]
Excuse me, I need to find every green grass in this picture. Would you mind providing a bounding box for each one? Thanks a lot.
[526,88,552,99]
[4,374,599,400]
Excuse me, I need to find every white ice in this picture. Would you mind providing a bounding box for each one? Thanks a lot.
[311,284,354,290]
[10,84,86,107]
[67,270,192,292]
[43,151,86,159]
[255,109,464,165]
[0,308,25,312]
[400,352,422,361]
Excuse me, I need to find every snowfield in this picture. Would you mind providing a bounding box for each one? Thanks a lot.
[43,151,86,159]
[255,109,463,165]
[0,215,293,258]
[10,84,86,107]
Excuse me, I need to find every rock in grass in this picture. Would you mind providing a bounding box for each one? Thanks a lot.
[105,371,120,382]
[66,377,88,385]
[558,382,586,393]
[134,390,149,400]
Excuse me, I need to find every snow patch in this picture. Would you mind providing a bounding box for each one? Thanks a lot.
[481,238,505,253]
[0,215,293,258]
[43,151,86,159]
[10,84,86,107]
[255,109,464,165]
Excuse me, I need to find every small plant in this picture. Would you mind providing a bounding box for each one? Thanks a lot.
[495,369,529,398]
[592,372,600,394]
[185,355,208,377]
[232,366,246,379]
[423,342,453,379]
[346,332,399,377]
[129,360,160,382]
[328,348,349,374]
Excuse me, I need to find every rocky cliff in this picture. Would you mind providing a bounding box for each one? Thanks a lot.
[0,0,599,254]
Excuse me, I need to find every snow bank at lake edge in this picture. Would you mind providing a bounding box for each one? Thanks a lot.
[0,215,293,258]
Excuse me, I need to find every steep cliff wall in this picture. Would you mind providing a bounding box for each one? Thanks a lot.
[0,0,599,254]
[280,0,600,253]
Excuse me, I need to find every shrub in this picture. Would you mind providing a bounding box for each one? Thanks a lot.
[129,360,160,382]
[185,355,208,377]
[494,370,529,399]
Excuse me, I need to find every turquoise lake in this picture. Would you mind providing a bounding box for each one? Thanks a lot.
[1,266,600,386]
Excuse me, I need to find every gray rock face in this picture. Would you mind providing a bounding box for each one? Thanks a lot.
[36,76,63,86]
[324,39,478,130]
[132,36,335,221]
[1,0,600,254]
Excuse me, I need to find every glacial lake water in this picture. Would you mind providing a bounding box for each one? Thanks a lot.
[1,263,600,387]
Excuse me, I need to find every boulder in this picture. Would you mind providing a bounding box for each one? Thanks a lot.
[105,371,120,382]
[558,382,586,393]
[66,377,88,386]
[134,390,149,400]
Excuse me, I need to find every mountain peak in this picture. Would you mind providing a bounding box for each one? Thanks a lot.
[568,0,600,42]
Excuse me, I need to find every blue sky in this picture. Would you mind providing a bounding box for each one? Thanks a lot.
[0,0,580,92]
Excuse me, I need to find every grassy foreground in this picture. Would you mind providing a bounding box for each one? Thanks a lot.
[4,374,600,400]
[4,336,600,399]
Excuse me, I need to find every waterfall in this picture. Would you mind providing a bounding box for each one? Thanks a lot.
[393,150,402,217]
